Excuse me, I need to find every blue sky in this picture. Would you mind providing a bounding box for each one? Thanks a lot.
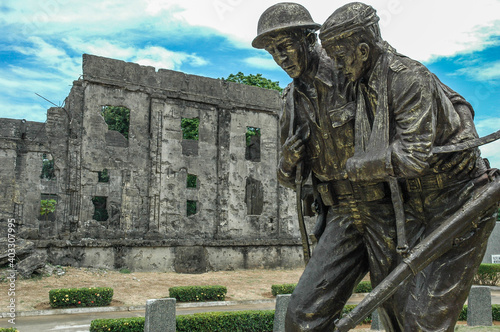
[1,0,499,164]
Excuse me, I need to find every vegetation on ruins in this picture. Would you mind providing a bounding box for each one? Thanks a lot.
[101,106,130,139]
[181,117,199,140]
[40,199,57,220]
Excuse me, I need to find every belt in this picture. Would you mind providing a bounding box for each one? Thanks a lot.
[404,172,468,193]
[317,180,387,205]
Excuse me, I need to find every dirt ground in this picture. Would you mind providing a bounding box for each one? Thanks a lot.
[0,266,304,312]
[1,267,498,331]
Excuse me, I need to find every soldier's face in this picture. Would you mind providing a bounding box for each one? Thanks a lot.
[324,42,365,82]
[265,33,308,79]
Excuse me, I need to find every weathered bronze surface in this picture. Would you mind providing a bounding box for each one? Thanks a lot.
[255,2,499,332]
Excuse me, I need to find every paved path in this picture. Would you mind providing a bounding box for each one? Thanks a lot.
[0,302,276,332]
[1,289,498,332]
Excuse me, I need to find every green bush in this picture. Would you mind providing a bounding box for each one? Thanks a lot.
[458,305,468,321]
[176,310,274,332]
[0,328,19,332]
[90,304,500,331]
[49,287,113,308]
[90,317,144,332]
[354,281,372,293]
[493,304,500,321]
[474,264,500,286]
[271,281,372,296]
[90,311,274,332]
[271,283,296,296]
[169,285,227,302]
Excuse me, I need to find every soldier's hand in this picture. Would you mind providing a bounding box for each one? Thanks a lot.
[282,134,306,172]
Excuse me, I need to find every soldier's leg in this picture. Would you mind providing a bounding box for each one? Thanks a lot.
[403,181,498,331]
[361,199,404,332]
[285,206,368,332]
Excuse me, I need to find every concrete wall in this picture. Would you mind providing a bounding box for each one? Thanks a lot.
[0,54,312,272]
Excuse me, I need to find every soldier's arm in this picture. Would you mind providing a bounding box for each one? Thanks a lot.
[389,67,435,178]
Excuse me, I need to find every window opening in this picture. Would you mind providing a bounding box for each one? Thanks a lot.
[187,174,197,188]
[187,200,197,216]
[245,126,261,161]
[98,169,110,183]
[92,196,109,221]
[40,154,56,180]
[245,177,263,215]
[181,117,199,140]
[101,106,130,139]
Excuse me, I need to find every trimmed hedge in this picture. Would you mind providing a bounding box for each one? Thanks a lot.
[354,281,372,293]
[90,311,274,332]
[0,329,18,332]
[90,304,500,331]
[90,317,144,332]
[169,285,227,302]
[474,264,500,286]
[176,310,274,332]
[271,283,296,296]
[271,281,373,296]
[49,287,113,308]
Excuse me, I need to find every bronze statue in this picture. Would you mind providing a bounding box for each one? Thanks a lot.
[255,2,499,332]
[254,3,403,331]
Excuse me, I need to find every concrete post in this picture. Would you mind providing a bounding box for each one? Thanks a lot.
[144,298,176,332]
[467,285,492,326]
[371,309,383,330]
[273,294,292,332]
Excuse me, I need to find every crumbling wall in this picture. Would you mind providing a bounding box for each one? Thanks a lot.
[0,118,53,239]
[1,54,313,272]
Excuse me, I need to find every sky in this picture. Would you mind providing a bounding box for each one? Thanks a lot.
[0,0,499,164]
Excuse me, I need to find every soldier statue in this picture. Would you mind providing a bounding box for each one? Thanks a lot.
[254,2,499,332]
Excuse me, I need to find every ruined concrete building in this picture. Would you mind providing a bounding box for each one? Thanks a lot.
[0,54,317,273]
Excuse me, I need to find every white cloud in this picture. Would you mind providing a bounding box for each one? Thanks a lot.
[0,96,51,122]
[244,56,281,70]
[479,140,500,168]
[158,0,500,62]
[135,46,208,70]
[63,38,208,71]
[476,117,500,135]
[11,37,81,79]
[458,61,500,81]
[4,0,500,63]
[63,37,136,60]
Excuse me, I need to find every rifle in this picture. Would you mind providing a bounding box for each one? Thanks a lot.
[296,161,311,265]
[333,175,500,332]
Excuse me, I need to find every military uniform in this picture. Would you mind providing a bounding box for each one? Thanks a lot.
[342,47,497,331]
[281,46,402,332]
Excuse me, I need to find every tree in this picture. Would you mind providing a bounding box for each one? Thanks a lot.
[181,118,199,140]
[222,72,283,93]
[101,106,130,139]
[246,127,261,146]
[40,199,57,221]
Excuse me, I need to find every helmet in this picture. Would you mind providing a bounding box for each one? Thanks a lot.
[252,2,320,49]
